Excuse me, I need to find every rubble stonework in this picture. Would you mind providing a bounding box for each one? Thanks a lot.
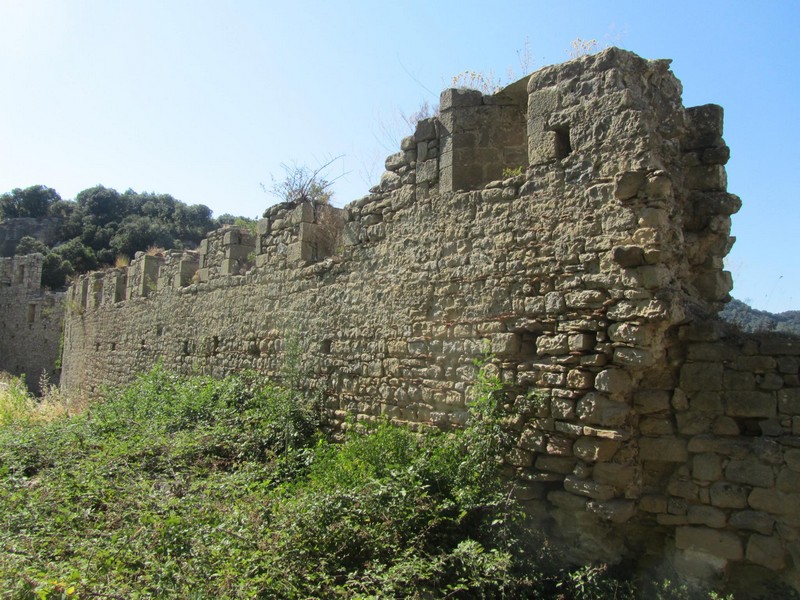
[57,49,799,589]
[0,254,65,393]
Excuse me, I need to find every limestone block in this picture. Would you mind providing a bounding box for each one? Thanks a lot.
[676,411,712,435]
[639,437,688,463]
[565,291,606,310]
[535,455,576,474]
[567,369,594,390]
[725,460,775,488]
[564,475,616,501]
[687,165,727,191]
[506,447,534,467]
[491,333,520,356]
[537,334,569,356]
[568,333,595,351]
[613,347,655,368]
[519,428,546,452]
[439,88,482,111]
[573,437,620,463]
[614,171,646,200]
[634,390,671,414]
[641,417,675,436]
[608,322,650,346]
[786,449,800,472]
[680,362,724,392]
[748,488,800,516]
[729,510,775,536]
[416,159,438,184]
[778,389,800,415]
[640,495,668,513]
[675,526,743,560]
[692,453,722,482]
[685,104,724,150]
[746,534,786,570]
[586,499,636,523]
[527,86,559,118]
[725,391,777,419]
[551,397,575,419]
[576,393,630,427]
[687,505,727,528]
[594,368,632,396]
[546,434,574,456]
[593,463,635,490]
[220,259,239,276]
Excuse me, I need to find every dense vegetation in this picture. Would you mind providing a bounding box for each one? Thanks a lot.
[1,185,248,288]
[720,299,800,336]
[0,366,741,599]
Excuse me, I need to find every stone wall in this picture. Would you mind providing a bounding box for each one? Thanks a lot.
[59,49,799,590]
[0,254,65,393]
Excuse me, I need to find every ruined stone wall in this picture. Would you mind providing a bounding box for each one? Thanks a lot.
[0,254,65,393]
[59,49,798,589]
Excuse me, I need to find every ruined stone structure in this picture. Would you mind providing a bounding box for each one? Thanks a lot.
[0,254,65,394]
[53,49,799,590]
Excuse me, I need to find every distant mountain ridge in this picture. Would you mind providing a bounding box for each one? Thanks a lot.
[720,298,800,335]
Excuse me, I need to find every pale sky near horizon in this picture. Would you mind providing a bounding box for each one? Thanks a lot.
[1,1,798,312]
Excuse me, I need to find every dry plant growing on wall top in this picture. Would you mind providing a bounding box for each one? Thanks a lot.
[264,156,348,210]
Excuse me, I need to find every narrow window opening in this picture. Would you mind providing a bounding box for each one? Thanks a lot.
[182,340,190,356]
[321,339,332,354]
[27,304,36,323]
[553,125,572,159]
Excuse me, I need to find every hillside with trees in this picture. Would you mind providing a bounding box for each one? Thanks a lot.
[1,185,248,288]
[720,298,800,335]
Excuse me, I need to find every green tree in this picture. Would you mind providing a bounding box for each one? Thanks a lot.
[40,253,74,289]
[52,239,98,273]
[0,185,61,219]
[14,236,49,256]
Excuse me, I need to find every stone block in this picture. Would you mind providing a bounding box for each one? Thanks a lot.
[640,495,668,513]
[639,437,688,462]
[594,368,632,396]
[440,87,482,111]
[687,505,727,528]
[586,499,636,523]
[779,389,800,415]
[748,488,800,515]
[675,526,743,560]
[634,390,671,414]
[676,411,712,435]
[725,460,775,488]
[686,165,727,191]
[725,391,777,418]
[640,417,674,436]
[692,453,722,481]
[685,104,724,149]
[593,463,635,490]
[680,362,723,392]
[491,333,520,356]
[729,510,774,536]
[785,449,800,472]
[518,428,546,452]
[709,482,748,509]
[537,334,569,355]
[576,393,630,427]
[564,475,615,501]
[614,171,646,200]
[613,347,655,367]
[746,534,786,570]
[551,397,575,420]
[573,437,621,463]
[535,455,576,474]
[567,369,594,390]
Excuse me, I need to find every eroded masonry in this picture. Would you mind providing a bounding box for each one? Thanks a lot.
[56,49,799,588]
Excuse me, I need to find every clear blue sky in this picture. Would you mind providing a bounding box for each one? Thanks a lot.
[1,1,798,311]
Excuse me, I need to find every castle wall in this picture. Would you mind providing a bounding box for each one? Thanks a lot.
[0,254,65,393]
[59,49,798,589]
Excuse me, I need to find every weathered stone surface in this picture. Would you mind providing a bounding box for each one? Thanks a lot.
[573,437,621,462]
[748,488,800,515]
[675,526,743,560]
[639,437,688,462]
[729,510,774,535]
[745,534,786,570]
[709,482,749,509]
[687,505,727,528]
[725,460,775,488]
[564,475,616,501]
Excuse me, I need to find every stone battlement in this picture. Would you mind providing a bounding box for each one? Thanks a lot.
[50,48,800,591]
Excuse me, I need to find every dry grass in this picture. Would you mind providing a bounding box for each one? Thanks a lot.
[0,372,88,425]
[146,246,166,256]
[115,254,131,268]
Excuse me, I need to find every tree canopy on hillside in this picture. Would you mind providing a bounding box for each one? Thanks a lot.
[4,184,232,289]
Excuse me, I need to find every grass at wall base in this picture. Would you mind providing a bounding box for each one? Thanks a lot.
[0,366,754,599]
